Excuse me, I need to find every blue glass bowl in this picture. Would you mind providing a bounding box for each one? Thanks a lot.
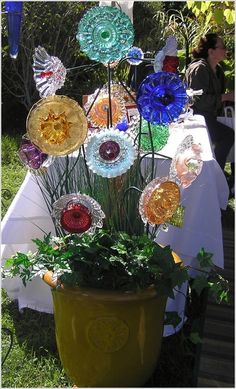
[77,6,134,64]
[137,72,188,125]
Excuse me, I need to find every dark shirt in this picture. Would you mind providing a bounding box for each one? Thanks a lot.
[185,58,225,116]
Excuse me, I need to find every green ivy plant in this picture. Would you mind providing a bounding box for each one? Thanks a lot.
[2,230,229,307]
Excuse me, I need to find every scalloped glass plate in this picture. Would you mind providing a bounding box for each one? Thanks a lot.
[77,6,134,63]
[139,177,180,225]
[33,46,66,97]
[169,134,203,188]
[85,128,137,178]
[26,95,88,156]
[85,91,126,129]
[52,193,105,235]
[126,46,144,65]
[137,71,188,125]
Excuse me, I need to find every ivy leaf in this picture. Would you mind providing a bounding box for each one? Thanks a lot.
[208,280,229,303]
[192,275,209,295]
[111,242,128,255]
[164,311,182,328]
[151,245,176,272]
[4,258,14,267]
[170,267,190,287]
[189,332,202,344]
[155,281,175,299]
[197,248,214,268]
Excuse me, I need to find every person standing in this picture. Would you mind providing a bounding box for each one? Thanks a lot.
[185,33,234,173]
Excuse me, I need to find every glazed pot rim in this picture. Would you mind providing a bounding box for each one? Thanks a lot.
[42,271,166,301]
[53,283,163,301]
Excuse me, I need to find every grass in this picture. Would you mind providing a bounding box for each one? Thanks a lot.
[1,133,234,387]
[1,134,27,217]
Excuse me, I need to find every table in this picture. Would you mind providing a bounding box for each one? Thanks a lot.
[1,114,229,336]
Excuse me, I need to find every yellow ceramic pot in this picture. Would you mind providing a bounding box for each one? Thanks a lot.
[43,251,181,387]
[52,286,166,387]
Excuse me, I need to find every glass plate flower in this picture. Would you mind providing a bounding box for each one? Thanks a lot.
[18,136,53,170]
[85,128,137,178]
[33,46,67,97]
[77,6,134,63]
[137,72,188,125]
[139,177,180,226]
[85,91,126,129]
[135,119,169,152]
[126,46,144,65]
[169,135,203,188]
[52,193,105,235]
[26,95,88,156]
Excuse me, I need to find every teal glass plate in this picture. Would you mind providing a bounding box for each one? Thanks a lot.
[77,6,134,63]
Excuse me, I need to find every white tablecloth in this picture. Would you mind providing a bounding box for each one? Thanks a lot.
[1,115,229,335]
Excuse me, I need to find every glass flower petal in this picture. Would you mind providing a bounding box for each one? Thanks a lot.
[33,46,67,97]
[137,72,188,125]
[162,56,179,73]
[139,177,180,226]
[85,128,137,178]
[5,1,23,59]
[52,193,105,235]
[127,46,144,65]
[26,95,88,156]
[85,91,126,129]
[18,136,53,170]
[77,6,134,63]
[135,119,169,152]
[169,135,203,188]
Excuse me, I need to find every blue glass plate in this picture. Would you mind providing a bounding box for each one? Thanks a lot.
[137,72,188,125]
[85,128,136,178]
[127,46,144,65]
[77,6,134,63]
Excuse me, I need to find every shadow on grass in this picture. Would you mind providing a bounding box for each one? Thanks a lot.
[2,295,58,358]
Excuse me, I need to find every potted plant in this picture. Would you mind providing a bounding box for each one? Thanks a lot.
[2,227,189,387]
[2,222,228,387]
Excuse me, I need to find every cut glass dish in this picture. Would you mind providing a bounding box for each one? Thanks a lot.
[26,95,88,156]
[77,6,134,63]
[135,119,169,152]
[169,135,203,188]
[85,91,126,129]
[85,128,137,178]
[52,193,105,235]
[139,177,180,225]
[33,46,67,97]
[137,72,188,125]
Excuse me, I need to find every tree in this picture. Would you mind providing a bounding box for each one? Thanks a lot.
[186,1,235,30]
[2,1,105,112]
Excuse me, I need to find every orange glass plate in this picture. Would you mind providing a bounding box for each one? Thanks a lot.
[26,95,88,156]
[139,177,180,226]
